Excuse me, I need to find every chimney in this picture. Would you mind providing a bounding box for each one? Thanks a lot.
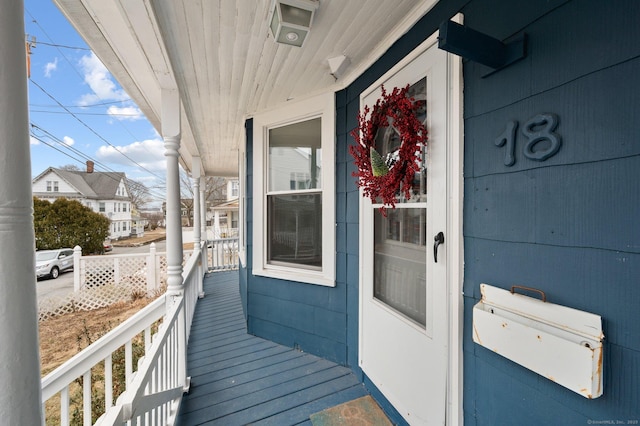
[86,160,94,173]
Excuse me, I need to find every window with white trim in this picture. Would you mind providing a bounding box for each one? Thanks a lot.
[268,118,322,269]
[253,93,335,286]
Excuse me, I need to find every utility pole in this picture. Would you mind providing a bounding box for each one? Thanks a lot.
[25,34,36,78]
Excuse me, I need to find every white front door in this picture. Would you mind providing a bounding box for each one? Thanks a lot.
[359,38,458,425]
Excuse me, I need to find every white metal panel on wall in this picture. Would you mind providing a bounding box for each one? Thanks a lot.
[473,284,604,399]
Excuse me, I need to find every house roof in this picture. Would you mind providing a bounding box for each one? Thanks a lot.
[33,167,127,200]
[211,199,239,211]
[52,0,438,178]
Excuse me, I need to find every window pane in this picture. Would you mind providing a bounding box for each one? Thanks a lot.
[384,208,426,246]
[269,118,321,191]
[267,193,322,269]
[374,208,427,327]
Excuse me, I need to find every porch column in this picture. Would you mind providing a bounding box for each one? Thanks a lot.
[199,177,206,240]
[214,211,221,239]
[0,0,44,423]
[162,88,183,297]
[192,169,205,297]
[192,160,201,252]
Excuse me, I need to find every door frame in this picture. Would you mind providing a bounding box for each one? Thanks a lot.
[357,20,464,425]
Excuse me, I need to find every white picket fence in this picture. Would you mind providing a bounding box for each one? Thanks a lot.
[41,244,206,425]
[38,238,239,321]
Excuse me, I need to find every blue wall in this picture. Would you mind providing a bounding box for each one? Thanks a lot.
[242,0,640,423]
[242,117,351,366]
[461,0,640,423]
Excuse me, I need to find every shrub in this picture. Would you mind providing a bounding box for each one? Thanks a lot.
[34,197,110,255]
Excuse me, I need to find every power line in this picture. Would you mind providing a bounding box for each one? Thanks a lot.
[24,8,87,83]
[30,133,85,165]
[29,78,166,183]
[32,123,117,173]
[24,7,155,154]
[32,133,167,203]
[31,109,143,118]
[30,40,90,51]
[30,99,131,108]
[31,124,168,201]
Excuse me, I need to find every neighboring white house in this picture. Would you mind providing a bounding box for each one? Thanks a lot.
[130,209,148,237]
[209,179,239,238]
[32,162,140,240]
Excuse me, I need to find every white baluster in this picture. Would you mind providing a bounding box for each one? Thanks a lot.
[83,371,91,426]
[104,355,113,409]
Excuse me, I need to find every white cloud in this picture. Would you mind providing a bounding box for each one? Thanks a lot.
[44,58,58,78]
[77,52,129,105]
[62,136,75,146]
[95,138,166,172]
[30,136,40,145]
[107,105,143,121]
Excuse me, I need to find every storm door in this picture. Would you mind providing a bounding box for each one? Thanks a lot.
[359,41,449,425]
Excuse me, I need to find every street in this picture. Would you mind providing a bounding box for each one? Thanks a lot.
[36,269,75,301]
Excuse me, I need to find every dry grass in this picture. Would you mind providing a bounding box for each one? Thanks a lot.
[40,297,158,424]
[39,297,154,377]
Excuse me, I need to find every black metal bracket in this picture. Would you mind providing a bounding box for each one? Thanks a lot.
[438,20,527,77]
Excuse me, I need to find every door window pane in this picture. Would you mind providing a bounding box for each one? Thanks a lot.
[374,78,427,203]
[372,77,428,327]
[374,208,426,326]
[267,193,322,269]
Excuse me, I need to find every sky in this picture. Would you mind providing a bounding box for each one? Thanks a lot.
[24,0,167,207]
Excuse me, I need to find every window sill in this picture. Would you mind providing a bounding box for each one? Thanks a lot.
[253,265,335,287]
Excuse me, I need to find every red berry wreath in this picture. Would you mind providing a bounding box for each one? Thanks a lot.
[349,85,428,214]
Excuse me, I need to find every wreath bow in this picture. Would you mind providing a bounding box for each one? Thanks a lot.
[349,85,428,214]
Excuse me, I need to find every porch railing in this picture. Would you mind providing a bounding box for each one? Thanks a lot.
[40,244,208,425]
[205,237,239,271]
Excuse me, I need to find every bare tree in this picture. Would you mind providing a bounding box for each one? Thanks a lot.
[141,210,165,230]
[179,168,228,226]
[59,164,81,171]
[126,178,153,210]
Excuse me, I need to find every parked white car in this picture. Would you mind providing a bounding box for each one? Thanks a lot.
[35,248,74,279]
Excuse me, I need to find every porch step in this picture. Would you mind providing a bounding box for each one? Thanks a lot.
[309,395,393,426]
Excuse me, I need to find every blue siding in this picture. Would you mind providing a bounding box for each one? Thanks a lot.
[241,111,351,366]
[461,0,640,423]
[241,0,640,423]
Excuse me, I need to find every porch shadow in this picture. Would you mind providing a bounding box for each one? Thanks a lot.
[176,271,368,425]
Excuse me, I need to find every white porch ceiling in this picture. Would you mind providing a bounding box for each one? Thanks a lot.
[53,0,437,177]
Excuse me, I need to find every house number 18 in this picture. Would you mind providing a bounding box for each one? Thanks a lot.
[494,113,561,166]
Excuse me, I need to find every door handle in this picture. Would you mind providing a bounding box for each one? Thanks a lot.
[433,232,445,263]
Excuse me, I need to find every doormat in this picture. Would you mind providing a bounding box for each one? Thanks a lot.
[309,395,393,425]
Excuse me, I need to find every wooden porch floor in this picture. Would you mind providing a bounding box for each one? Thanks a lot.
[176,271,368,425]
